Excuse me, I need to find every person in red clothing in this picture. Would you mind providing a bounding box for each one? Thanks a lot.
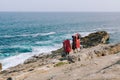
[76,38,80,52]
[75,33,81,52]
[63,39,71,55]
[72,33,81,53]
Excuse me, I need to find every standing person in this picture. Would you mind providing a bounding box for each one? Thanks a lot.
[72,35,77,53]
[62,41,66,57]
[63,39,71,55]
[75,33,81,52]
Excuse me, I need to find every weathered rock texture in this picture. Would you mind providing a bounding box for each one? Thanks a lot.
[69,43,120,62]
[81,31,109,48]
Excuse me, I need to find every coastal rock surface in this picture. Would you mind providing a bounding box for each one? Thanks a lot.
[18,52,120,80]
[81,31,109,48]
[69,43,120,62]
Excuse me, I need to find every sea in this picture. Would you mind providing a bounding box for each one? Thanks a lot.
[0,12,120,70]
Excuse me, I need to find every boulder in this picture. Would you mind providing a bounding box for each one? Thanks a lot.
[7,77,12,80]
[81,31,109,48]
[68,43,120,62]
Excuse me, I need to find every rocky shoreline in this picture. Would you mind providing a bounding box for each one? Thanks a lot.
[0,31,120,80]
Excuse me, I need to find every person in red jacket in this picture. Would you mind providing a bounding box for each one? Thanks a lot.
[63,39,71,55]
[75,33,81,52]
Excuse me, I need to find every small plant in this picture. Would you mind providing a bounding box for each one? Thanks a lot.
[54,62,68,67]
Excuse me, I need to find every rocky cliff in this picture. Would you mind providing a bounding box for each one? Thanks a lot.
[81,31,109,48]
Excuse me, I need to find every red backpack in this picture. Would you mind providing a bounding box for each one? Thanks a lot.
[63,39,71,53]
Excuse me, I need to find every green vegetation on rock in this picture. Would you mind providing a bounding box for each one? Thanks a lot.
[54,62,68,67]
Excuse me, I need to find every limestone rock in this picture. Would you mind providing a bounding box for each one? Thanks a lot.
[7,77,12,80]
[24,57,37,64]
[81,31,109,48]
[62,43,120,63]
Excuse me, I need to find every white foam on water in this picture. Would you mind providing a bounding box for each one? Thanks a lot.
[92,27,120,34]
[32,46,59,54]
[40,32,56,36]
[35,41,52,44]
[77,32,93,37]
[0,52,33,70]
[0,32,56,38]
[0,35,14,38]
[11,45,32,49]
[0,45,60,70]
[18,32,56,37]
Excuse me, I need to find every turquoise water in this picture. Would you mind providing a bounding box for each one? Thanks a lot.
[0,12,120,69]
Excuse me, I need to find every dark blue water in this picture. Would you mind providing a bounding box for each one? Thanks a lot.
[0,12,120,69]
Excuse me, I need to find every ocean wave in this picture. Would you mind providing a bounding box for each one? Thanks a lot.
[92,27,120,34]
[0,45,60,70]
[11,45,32,49]
[40,32,56,36]
[0,45,32,54]
[35,41,52,44]
[76,32,93,37]
[0,35,14,38]
[0,32,56,38]
[0,52,34,70]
